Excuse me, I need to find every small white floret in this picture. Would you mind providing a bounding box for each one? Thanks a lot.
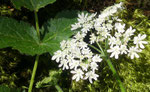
[71,69,84,82]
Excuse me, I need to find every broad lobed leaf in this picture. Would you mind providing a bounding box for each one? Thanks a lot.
[0,17,40,55]
[0,16,77,55]
[0,11,79,55]
[11,0,56,11]
[41,18,77,55]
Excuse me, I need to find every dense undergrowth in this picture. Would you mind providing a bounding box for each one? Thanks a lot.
[0,0,150,92]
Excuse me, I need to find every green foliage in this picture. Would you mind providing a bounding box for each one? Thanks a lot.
[41,17,77,55]
[0,13,77,55]
[118,9,150,92]
[11,0,56,11]
[36,70,62,88]
[0,17,39,55]
[0,0,150,91]
[0,85,21,92]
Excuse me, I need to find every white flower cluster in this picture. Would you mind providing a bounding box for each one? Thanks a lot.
[107,25,148,59]
[71,2,148,59]
[52,32,102,83]
[52,2,148,83]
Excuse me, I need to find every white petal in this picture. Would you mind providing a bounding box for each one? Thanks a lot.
[110,53,115,58]
[135,53,139,58]
[89,78,93,83]
[115,54,119,59]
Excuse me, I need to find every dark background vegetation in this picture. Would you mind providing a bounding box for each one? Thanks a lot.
[0,0,150,92]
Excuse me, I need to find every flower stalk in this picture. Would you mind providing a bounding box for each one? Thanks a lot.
[105,57,125,92]
[97,42,125,92]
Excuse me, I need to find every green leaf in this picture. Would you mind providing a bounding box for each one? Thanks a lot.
[0,85,21,92]
[0,11,79,55]
[41,18,77,55]
[0,17,41,55]
[0,17,76,55]
[11,0,56,11]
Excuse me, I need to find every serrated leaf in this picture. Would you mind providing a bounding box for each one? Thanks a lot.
[41,18,77,55]
[11,0,56,11]
[0,17,40,55]
[0,11,79,55]
[0,17,76,55]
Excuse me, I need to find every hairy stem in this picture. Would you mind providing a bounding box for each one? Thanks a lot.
[28,55,39,92]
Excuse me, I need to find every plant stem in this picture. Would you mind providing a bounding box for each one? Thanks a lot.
[105,57,126,92]
[28,55,39,92]
[94,42,126,92]
[88,43,102,53]
[55,84,63,92]
[28,10,41,92]
[34,11,40,39]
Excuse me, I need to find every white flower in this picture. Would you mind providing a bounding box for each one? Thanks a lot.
[115,37,121,46]
[123,36,131,45]
[106,23,113,30]
[81,23,92,33]
[51,2,150,84]
[66,54,74,62]
[108,36,116,46]
[77,13,88,24]
[90,62,98,71]
[74,32,85,41]
[115,23,125,33]
[101,29,110,38]
[60,40,67,50]
[107,45,120,59]
[128,46,142,59]
[71,69,84,81]
[87,13,96,21]
[76,41,88,49]
[80,63,89,71]
[115,32,122,38]
[95,26,104,32]
[92,54,102,62]
[115,2,123,9]
[58,59,69,70]
[71,23,81,30]
[90,33,97,44]
[134,34,148,49]
[52,50,62,63]
[124,26,135,37]
[84,71,99,83]
[69,60,80,70]
[81,48,90,55]
[120,45,128,54]
[85,52,93,59]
